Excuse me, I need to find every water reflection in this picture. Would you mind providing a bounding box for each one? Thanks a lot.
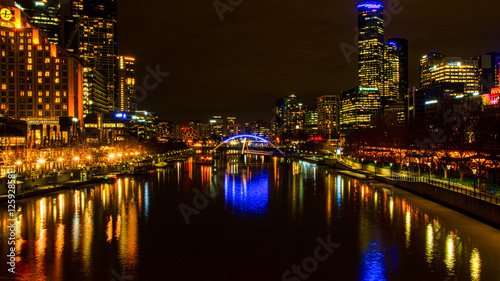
[0,157,498,280]
[224,168,269,219]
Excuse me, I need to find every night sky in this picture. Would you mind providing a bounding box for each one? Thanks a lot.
[117,0,500,123]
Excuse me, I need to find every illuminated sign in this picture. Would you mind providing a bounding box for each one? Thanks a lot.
[359,87,379,91]
[357,2,383,10]
[0,8,13,21]
[115,113,127,119]
[425,100,438,105]
[388,42,398,49]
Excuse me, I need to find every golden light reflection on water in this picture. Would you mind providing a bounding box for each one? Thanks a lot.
[425,223,434,265]
[0,164,492,280]
[405,210,411,248]
[470,248,481,281]
[445,232,456,275]
[0,179,145,280]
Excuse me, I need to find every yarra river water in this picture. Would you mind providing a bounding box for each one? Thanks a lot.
[1,155,500,281]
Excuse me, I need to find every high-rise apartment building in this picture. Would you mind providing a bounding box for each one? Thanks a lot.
[387,38,408,98]
[117,55,135,112]
[420,52,479,95]
[82,67,108,115]
[317,95,340,138]
[61,0,117,112]
[274,94,305,135]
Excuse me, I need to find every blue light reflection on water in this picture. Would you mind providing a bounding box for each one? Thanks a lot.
[360,240,388,281]
[224,169,269,219]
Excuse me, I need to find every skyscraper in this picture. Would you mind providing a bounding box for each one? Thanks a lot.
[61,0,118,112]
[274,94,305,135]
[117,55,135,112]
[15,0,61,45]
[357,1,384,91]
[317,95,340,138]
[387,38,409,98]
[420,52,479,95]
[341,1,405,131]
[478,52,500,94]
[82,67,108,115]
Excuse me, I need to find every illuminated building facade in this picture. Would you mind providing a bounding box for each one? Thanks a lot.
[387,38,408,98]
[209,115,223,139]
[117,55,135,112]
[83,67,108,115]
[317,94,340,138]
[357,1,384,92]
[15,0,60,45]
[420,52,479,95]
[345,1,403,131]
[478,52,500,94]
[157,120,173,142]
[62,0,117,112]
[305,107,318,137]
[274,94,305,135]
[226,116,237,136]
[1,1,83,144]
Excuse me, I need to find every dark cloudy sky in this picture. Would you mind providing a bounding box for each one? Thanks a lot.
[117,0,500,124]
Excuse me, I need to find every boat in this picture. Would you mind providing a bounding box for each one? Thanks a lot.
[195,155,214,165]
[125,160,157,175]
[154,162,171,168]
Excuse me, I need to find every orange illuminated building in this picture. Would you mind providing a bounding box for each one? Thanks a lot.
[0,0,83,144]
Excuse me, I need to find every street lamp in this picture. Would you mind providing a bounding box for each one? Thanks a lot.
[390,163,393,179]
[374,160,377,176]
[427,162,431,182]
[447,165,451,189]
[15,161,22,174]
[406,162,410,179]
[472,168,477,195]
[361,158,364,172]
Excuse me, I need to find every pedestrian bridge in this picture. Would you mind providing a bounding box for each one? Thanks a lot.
[211,134,285,156]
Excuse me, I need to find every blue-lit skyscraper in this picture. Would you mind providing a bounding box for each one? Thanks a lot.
[341,1,405,131]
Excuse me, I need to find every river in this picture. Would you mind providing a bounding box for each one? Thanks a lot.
[1,155,500,280]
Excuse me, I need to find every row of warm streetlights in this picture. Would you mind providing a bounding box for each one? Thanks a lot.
[356,157,480,191]
[6,150,144,176]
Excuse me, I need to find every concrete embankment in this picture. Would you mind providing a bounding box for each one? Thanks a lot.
[0,178,106,204]
[381,177,500,227]
[322,158,500,228]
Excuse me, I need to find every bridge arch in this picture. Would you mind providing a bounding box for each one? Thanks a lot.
[211,134,285,156]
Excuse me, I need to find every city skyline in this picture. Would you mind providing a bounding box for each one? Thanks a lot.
[117,0,499,123]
